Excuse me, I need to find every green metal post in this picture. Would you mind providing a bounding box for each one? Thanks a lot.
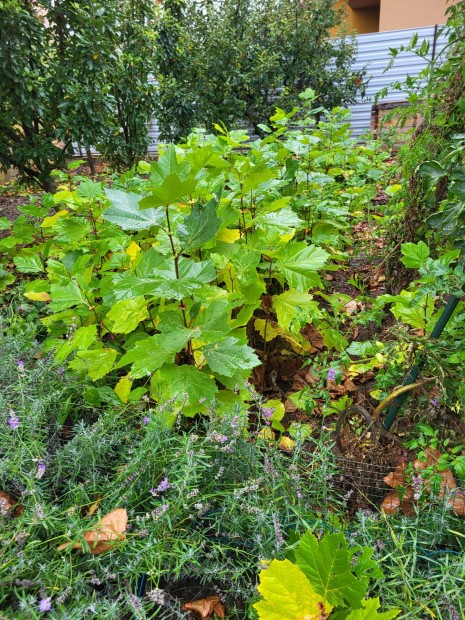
[383,296,461,430]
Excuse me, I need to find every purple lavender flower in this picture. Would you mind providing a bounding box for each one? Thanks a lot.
[17,360,25,372]
[7,410,19,429]
[150,477,171,495]
[209,431,229,443]
[142,416,150,425]
[411,474,423,500]
[327,368,337,382]
[261,407,274,425]
[38,597,52,613]
[36,462,46,479]
[430,398,439,407]
[296,490,303,499]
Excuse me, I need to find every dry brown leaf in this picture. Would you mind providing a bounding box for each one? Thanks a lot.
[399,487,416,516]
[381,490,401,514]
[0,491,23,517]
[284,399,297,414]
[384,463,407,489]
[0,491,15,514]
[302,325,324,351]
[448,490,465,517]
[181,595,225,619]
[344,300,358,315]
[57,508,127,555]
[381,487,415,515]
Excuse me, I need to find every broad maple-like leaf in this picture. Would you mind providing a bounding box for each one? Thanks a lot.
[57,508,127,555]
[294,532,370,609]
[254,559,332,620]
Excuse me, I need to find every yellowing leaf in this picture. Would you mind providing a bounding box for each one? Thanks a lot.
[106,297,149,334]
[279,231,295,243]
[126,241,141,263]
[25,291,51,302]
[254,559,332,620]
[279,436,296,452]
[216,228,240,243]
[254,318,311,354]
[41,210,69,228]
[257,427,276,441]
[114,375,133,403]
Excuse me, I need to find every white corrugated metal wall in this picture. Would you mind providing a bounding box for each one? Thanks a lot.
[347,25,448,137]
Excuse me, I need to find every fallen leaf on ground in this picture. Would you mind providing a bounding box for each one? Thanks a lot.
[181,595,225,619]
[382,448,465,518]
[344,300,358,315]
[384,463,408,489]
[57,508,127,555]
[86,494,103,517]
[278,436,296,452]
[0,491,15,513]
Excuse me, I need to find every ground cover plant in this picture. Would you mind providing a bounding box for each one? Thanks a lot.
[0,313,353,618]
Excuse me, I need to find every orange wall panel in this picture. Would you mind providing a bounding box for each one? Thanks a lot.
[379,0,454,31]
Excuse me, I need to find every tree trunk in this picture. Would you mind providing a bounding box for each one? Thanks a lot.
[41,176,57,194]
[86,149,96,176]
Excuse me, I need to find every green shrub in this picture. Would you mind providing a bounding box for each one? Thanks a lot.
[0,101,390,418]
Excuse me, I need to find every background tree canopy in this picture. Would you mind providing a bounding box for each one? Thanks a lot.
[156,0,363,141]
[0,0,362,187]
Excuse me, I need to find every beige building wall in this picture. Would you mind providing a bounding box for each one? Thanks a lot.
[333,0,456,35]
[379,0,454,31]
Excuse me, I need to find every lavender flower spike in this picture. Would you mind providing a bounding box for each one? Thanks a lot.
[7,410,19,429]
[39,598,52,612]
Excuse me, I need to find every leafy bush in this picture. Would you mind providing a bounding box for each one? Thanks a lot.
[0,101,390,417]
[0,0,157,189]
[380,2,465,290]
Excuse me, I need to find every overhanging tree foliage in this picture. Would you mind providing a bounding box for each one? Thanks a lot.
[0,0,157,189]
[0,0,70,192]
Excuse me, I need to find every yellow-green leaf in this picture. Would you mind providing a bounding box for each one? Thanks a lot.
[115,375,133,403]
[106,297,149,334]
[254,559,332,620]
